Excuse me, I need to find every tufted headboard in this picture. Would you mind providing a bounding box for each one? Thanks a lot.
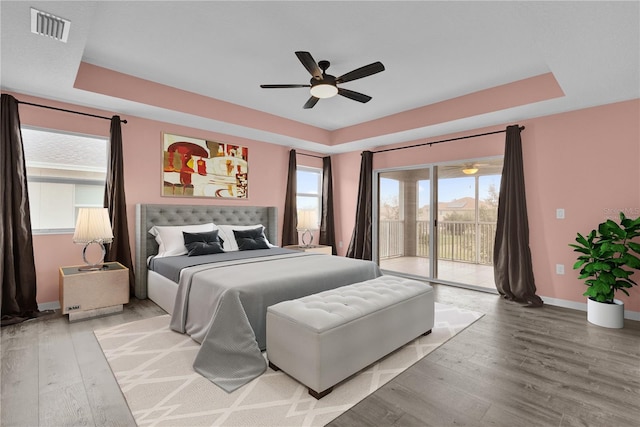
[135,204,278,299]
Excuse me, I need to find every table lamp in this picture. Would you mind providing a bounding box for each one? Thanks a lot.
[297,209,318,248]
[73,208,113,270]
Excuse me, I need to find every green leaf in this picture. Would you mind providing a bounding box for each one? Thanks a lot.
[612,267,630,278]
[570,246,591,255]
[623,253,640,269]
[575,233,589,247]
[628,241,640,254]
[600,272,616,285]
[607,243,626,253]
[592,261,612,272]
[602,220,626,239]
[615,280,632,288]
[573,260,586,269]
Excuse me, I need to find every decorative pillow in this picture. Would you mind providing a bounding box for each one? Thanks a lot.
[217,224,273,251]
[149,223,216,257]
[233,227,270,251]
[183,230,225,256]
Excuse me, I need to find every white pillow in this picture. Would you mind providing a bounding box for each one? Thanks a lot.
[217,224,273,251]
[149,223,216,258]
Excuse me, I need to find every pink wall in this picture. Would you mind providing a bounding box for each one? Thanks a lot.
[332,150,364,254]
[333,99,640,312]
[10,91,640,315]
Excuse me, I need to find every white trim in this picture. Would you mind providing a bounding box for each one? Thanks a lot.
[541,296,640,321]
[39,301,60,311]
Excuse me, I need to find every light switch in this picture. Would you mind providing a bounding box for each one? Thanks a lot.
[556,208,565,219]
[556,264,565,275]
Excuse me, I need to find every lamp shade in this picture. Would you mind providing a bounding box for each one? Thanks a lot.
[297,209,318,231]
[73,208,113,244]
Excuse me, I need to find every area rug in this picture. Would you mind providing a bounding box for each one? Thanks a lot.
[95,303,482,426]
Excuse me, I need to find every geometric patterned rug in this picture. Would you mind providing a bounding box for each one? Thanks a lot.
[94,303,482,426]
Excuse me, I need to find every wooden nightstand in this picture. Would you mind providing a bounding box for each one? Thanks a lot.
[59,262,129,321]
[284,244,333,255]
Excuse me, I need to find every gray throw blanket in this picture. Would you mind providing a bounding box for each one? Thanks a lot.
[169,251,382,392]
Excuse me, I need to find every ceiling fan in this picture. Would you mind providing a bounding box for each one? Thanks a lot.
[260,51,385,109]
[438,162,495,177]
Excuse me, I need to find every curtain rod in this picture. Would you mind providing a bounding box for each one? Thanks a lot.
[17,100,128,124]
[296,152,324,159]
[373,125,524,154]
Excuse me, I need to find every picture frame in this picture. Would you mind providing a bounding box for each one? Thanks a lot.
[162,132,248,198]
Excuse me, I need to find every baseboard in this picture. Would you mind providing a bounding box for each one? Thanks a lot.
[542,296,640,321]
[38,301,60,311]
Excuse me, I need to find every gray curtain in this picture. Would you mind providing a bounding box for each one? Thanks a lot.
[104,116,135,295]
[346,151,373,260]
[282,149,298,246]
[1,94,39,326]
[493,125,543,307]
[319,156,337,254]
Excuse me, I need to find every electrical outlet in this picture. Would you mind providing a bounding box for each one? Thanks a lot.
[556,264,565,275]
[556,208,565,219]
[338,241,343,248]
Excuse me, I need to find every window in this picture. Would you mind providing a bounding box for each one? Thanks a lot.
[379,177,402,221]
[22,127,107,233]
[296,166,322,230]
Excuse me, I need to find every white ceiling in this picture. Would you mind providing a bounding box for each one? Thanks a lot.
[1,1,638,154]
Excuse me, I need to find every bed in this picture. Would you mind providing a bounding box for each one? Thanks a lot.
[135,204,382,392]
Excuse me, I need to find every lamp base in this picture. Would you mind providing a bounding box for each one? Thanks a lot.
[301,229,314,248]
[80,241,107,271]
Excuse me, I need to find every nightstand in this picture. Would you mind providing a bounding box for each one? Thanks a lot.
[284,244,333,255]
[59,262,129,321]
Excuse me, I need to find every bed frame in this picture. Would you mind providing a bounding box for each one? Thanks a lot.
[135,204,278,299]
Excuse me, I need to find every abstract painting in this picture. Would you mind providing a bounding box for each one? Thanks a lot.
[162,132,248,198]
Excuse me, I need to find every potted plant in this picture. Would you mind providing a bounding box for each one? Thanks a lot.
[569,212,640,328]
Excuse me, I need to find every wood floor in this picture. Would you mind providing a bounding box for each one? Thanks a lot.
[2,286,639,427]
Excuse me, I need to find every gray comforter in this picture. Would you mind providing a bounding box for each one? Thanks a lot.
[167,250,382,392]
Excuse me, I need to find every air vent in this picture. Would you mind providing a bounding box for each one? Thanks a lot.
[31,8,70,43]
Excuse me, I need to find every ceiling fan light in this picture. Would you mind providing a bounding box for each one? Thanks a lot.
[462,167,479,175]
[310,83,338,99]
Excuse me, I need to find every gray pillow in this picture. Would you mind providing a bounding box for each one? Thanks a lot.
[233,227,270,250]
[183,230,225,256]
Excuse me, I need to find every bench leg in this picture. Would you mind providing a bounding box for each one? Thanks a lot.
[309,386,333,400]
[422,329,432,336]
[268,361,280,371]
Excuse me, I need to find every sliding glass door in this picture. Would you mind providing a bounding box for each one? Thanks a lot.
[375,158,502,291]
[377,167,432,279]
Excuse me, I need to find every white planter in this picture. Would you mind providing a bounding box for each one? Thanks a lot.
[587,298,624,329]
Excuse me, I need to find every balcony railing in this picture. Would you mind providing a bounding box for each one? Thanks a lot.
[379,220,496,265]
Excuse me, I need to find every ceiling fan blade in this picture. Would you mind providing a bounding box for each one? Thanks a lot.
[303,96,319,109]
[295,51,323,79]
[336,61,385,84]
[338,88,372,103]
[260,84,310,88]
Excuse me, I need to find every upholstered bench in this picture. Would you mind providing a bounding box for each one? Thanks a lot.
[266,275,434,399]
